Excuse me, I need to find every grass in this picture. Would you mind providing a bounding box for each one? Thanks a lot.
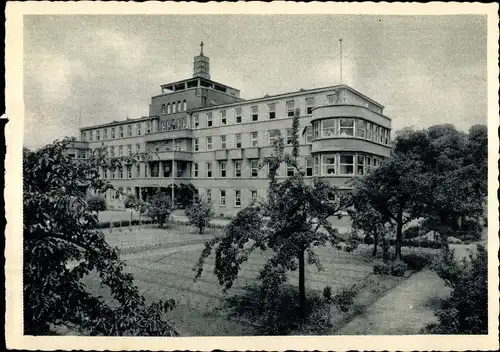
[79,221,384,336]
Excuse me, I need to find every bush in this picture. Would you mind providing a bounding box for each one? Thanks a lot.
[332,285,358,312]
[146,192,172,228]
[87,195,106,213]
[388,238,443,249]
[390,262,408,277]
[185,199,214,234]
[403,252,433,271]
[426,244,487,334]
[373,262,391,275]
[363,234,374,245]
[403,225,421,239]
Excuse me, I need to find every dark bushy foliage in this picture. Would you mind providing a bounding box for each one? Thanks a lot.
[146,192,172,228]
[390,262,408,277]
[426,244,488,334]
[403,252,434,271]
[363,234,375,245]
[373,262,391,275]
[332,285,358,312]
[403,225,421,239]
[87,195,106,213]
[388,238,443,249]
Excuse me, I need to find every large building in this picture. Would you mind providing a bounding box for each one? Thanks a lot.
[78,43,392,215]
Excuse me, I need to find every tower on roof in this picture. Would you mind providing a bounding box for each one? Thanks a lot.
[193,41,210,80]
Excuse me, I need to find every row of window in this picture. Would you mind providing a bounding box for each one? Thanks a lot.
[203,188,258,208]
[106,143,143,157]
[312,118,391,145]
[82,122,152,142]
[161,100,188,115]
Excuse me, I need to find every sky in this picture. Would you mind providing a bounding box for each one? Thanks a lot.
[23,14,488,149]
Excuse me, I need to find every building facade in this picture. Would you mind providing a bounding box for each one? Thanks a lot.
[79,44,392,215]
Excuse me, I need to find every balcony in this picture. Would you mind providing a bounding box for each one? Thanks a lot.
[147,150,193,161]
[311,138,391,157]
[143,128,193,142]
[312,105,391,128]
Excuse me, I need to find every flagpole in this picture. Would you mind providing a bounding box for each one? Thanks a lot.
[339,39,343,84]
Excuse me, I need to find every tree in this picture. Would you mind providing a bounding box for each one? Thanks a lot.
[87,195,106,216]
[426,244,487,334]
[195,109,350,321]
[185,198,214,234]
[23,138,177,335]
[146,191,172,228]
[350,153,430,261]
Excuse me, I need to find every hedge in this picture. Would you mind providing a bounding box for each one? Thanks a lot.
[388,238,443,249]
[94,218,227,230]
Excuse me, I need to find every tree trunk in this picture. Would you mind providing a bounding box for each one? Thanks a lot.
[372,233,378,257]
[199,225,203,234]
[395,211,403,261]
[298,248,306,320]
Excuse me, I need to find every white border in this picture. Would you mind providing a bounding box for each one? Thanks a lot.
[5,2,499,351]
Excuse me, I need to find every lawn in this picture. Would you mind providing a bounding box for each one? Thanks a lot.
[81,221,379,336]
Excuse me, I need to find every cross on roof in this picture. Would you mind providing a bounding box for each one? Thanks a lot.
[200,41,204,55]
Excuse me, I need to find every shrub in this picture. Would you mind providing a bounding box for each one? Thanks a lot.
[185,199,214,234]
[403,252,433,271]
[86,195,106,213]
[390,262,408,277]
[332,285,358,312]
[363,234,374,245]
[146,192,172,228]
[426,244,487,334]
[403,225,421,239]
[373,262,391,275]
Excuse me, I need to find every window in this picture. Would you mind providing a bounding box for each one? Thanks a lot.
[88,131,93,142]
[322,119,336,137]
[314,155,321,175]
[172,102,176,113]
[322,154,336,175]
[366,156,372,170]
[305,126,313,143]
[384,129,390,145]
[339,118,354,136]
[366,122,372,140]
[286,100,295,117]
[119,167,124,179]
[251,132,259,147]
[220,110,227,125]
[286,129,293,145]
[251,190,258,202]
[251,160,259,177]
[206,162,212,178]
[219,161,227,178]
[234,160,242,177]
[221,135,227,149]
[171,119,177,130]
[339,154,354,175]
[136,123,142,136]
[313,122,320,139]
[306,97,315,115]
[207,136,213,150]
[206,189,212,203]
[136,164,140,178]
[127,144,132,156]
[268,103,276,119]
[120,126,124,138]
[127,125,132,136]
[207,112,213,127]
[235,108,242,123]
[219,189,226,206]
[146,122,151,134]
[111,128,116,139]
[327,93,338,104]
[96,130,100,141]
[306,157,313,176]
[193,114,199,128]
[357,119,366,138]
[136,143,141,153]
[373,157,379,167]
[104,169,108,179]
[82,131,87,142]
[357,155,365,175]
[167,103,171,114]
[268,129,281,145]
[183,100,187,111]
[287,163,295,176]
[177,101,181,112]
[235,133,242,148]
[182,117,187,129]
[78,149,87,159]
[372,125,379,142]
[102,129,108,139]
[109,146,115,157]
[161,121,166,131]
[193,163,199,177]
[175,139,181,151]
[251,106,259,121]
[379,128,385,143]
[128,166,132,179]
[235,190,241,207]
[194,138,199,152]
[119,145,123,157]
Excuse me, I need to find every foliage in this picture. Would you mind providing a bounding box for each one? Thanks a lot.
[373,261,407,277]
[403,225,421,239]
[426,244,488,334]
[390,262,408,277]
[123,194,138,209]
[195,109,350,321]
[373,262,391,275]
[86,195,107,214]
[146,192,172,228]
[185,198,214,234]
[23,138,177,336]
[402,252,434,271]
[332,285,358,312]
